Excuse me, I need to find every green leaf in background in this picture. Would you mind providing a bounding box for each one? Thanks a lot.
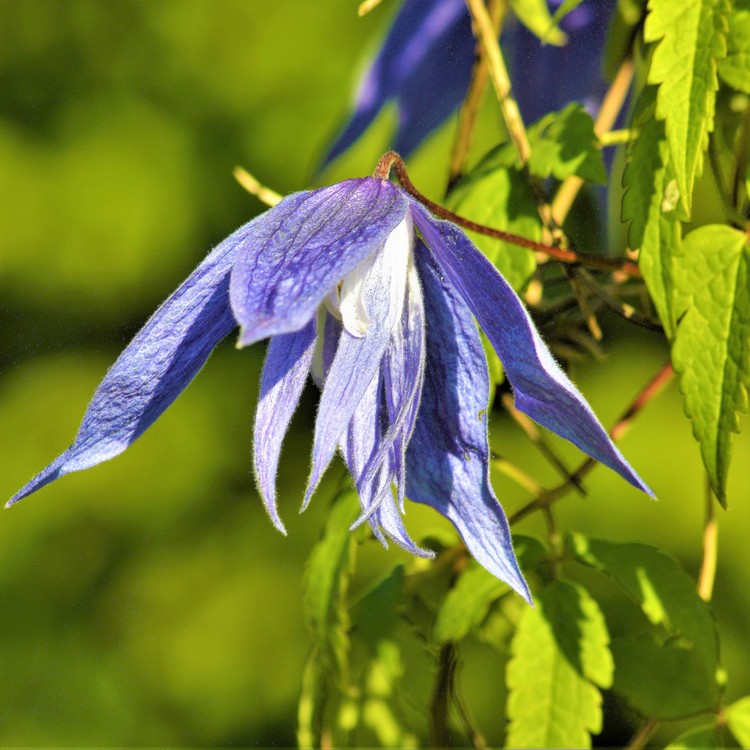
[718,1,750,93]
[447,144,539,293]
[672,224,750,505]
[526,104,607,184]
[644,0,729,216]
[509,0,566,46]
[726,696,750,746]
[351,564,405,650]
[604,0,648,81]
[549,0,586,28]
[567,534,722,718]
[506,580,612,749]
[611,635,719,718]
[621,87,681,337]
[299,490,361,747]
[665,724,721,749]
[433,561,507,644]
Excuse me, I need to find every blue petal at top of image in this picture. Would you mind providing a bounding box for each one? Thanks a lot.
[8,174,652,603]
[324,0,617,163]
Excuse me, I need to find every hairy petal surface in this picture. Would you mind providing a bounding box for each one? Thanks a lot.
[254,321,317,532]
[382,257,426,511]
[9,229,244,506]
[412,205,653,496]
[343,374,433,557]
[230,178,408,346]
[304,216,412,505]
[406,244,530,600]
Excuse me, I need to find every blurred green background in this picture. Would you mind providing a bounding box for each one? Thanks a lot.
[1,1,749,745]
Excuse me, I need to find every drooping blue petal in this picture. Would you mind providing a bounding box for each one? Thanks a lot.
[8,228,244,506]
[324,0,474,163]
[303,216,412,506]
[406,243,530,599]
[230,178,408,347]
[253,321,317,533]
[342,372,433,557]
[381,258,426,511]
[411,204,653,496]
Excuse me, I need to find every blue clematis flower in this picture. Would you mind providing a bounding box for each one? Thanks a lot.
[8,177,651,601]
[324,0,615,163]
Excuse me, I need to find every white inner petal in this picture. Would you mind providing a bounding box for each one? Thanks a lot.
[338,213,414,338]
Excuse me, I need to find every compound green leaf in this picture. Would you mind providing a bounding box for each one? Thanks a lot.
[621,87,681,336]
[509,0,566,45]
[644,0,729,215]
[718,2,750,93]
[611,635,720,718]
[672,224,750,505]
[527,103,607,184]
[447,144,539,293]
[433,561,507,644]
[665,724,720,748]
[506,580,612,748]
[567,534,722,718]
[725,695,750,746]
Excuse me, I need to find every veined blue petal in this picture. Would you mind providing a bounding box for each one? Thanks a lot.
[230,178,408,347]
[406,244,530,600]
[411,204,653,497]
[8,227,244,506]
[381,256,426,511]
[324,0,473,163]
[303,215,412,507]
[253,322,317,533]
[342,373,433,558]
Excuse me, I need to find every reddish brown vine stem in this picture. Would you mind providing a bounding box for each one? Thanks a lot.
[374,151,642,278]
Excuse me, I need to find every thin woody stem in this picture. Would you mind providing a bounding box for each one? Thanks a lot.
[509,360,674,526]
[464,0,530,164]
[697,477,718,602]
[624,718,659,750]
[374,151,641,276]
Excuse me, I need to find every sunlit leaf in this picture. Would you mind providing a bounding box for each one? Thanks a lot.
[725,695,750,746]
[718,2,750,93]
[644,0,729,215]
[527,103,607,183]
[621,86,681,336]
[506,579,612,748]
[672,224,750,504]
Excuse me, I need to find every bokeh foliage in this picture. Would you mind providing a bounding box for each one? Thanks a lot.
[1,0,750,747]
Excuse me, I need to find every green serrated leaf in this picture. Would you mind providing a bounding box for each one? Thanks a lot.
[567,534,719,670]
[718,3,750,93]
[644,0,729,215]
[506,580,612,748]
[509,0,567,45]
[447,144,539,292]
[726,696,750,746]
[622,87,681,336]
[433,561,507,643]
[672,224,750,504]
[567,534,722,718]
[665,724,720,748]
[527,104,607,183]
[611,635,720,718]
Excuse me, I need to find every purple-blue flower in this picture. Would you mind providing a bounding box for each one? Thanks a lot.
[325,0,615,162]
[8,177,651,601]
